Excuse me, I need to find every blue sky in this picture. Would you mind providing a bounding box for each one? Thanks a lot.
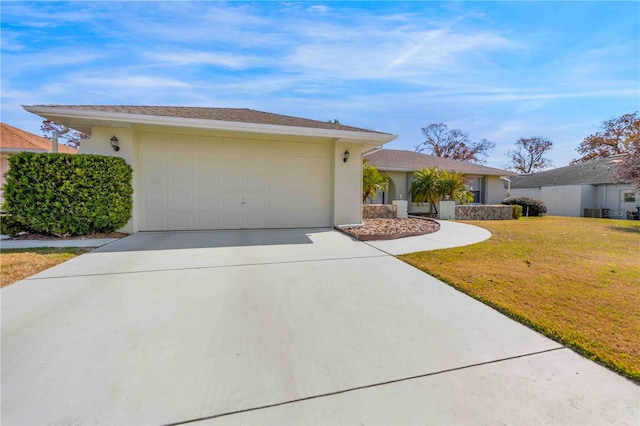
[2,1,638,168]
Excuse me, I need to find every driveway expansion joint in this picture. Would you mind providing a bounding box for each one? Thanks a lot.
[162,346,567,426]
[25,254,390,281]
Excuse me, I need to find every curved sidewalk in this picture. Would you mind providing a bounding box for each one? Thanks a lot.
[365,220,491,255]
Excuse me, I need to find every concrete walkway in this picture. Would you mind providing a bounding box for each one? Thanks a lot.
[366,219,492,254]
[2,228,638,425]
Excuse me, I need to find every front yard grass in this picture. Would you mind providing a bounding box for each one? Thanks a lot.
[0,248,90,288]
[399,216,640,383]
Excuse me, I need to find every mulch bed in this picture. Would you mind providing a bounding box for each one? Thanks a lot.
[338,217,440,241]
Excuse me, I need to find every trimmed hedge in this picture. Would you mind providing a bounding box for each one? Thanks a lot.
[2,152,133,236]
[502,196,547,217]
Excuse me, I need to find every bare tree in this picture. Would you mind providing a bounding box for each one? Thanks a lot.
[506,137,553,173]
[572,112,639,163]
[416,123,495,164]
[41,120,89,149]
[614,141,640,190]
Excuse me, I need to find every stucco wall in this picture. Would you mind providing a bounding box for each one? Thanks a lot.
[82,126,369,231]
[541,185,583,216]
[485,175,509,204]
[334,142,364,226]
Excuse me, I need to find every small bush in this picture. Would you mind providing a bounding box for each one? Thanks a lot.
[502,196,547,217]
[3,152,133,236]
[511,204,523,219]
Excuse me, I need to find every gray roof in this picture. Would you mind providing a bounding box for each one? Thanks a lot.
[24,105,388,135]
[364,149,514,176]
[510,156,626,188]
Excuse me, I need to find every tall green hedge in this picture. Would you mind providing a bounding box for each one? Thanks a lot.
[2,152,133,236]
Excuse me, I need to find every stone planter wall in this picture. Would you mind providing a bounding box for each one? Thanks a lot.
[363,204,397,219]
[455,205,512,220]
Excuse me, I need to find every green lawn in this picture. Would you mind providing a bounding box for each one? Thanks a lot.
[399,216,640,382]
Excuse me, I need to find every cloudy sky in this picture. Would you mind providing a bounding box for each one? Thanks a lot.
[2,1,638,168]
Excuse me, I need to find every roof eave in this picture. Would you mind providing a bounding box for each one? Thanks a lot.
[23,105,397,145]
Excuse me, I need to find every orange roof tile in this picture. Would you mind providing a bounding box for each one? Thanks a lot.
[0,123,77,154]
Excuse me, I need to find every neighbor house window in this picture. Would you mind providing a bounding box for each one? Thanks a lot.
[467,176,483,203]
[623,192,636,202]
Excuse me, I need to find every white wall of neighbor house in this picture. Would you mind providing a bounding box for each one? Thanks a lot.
[541,185,583,216]
[595,183,639,218]
[580,185,597,215]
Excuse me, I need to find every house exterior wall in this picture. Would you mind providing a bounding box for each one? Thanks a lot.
[540,185,583,216]
[512,183,639,218]
[595,184,639,218]
[81,126,367,232]
[485,175,508,204]
[580,185,597,216]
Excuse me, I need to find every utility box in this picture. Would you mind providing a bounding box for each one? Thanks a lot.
[438,201,455,220]
[392,199,408,219]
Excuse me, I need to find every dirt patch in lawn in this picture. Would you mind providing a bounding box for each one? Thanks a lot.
[339,217,440,241]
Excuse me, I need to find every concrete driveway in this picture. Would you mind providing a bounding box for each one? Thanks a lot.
[2,228,638,425]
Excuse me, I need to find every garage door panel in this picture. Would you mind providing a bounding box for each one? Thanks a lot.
[197,212,220,229]
[196,194,219,209]
[170,193,193,209]
[139,132,333,230]
[171,212,195,230]
[144,193,168,210]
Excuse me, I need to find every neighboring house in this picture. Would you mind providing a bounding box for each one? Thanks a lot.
[23,105,396,233]
[1,122,77,206]
[363,148,515,213]
[510,155,639,218]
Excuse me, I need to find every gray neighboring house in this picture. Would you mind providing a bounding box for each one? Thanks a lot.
[363,148,515,213]
[509,155,639,219]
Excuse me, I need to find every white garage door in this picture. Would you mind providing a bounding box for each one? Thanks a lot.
[138,131,333,231]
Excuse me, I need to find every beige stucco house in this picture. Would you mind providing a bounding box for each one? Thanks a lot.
[1,122,77,207]
[23,105,396,233]
[363,148,515,213]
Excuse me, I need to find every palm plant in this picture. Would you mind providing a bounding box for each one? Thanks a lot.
[411,168,474,213]
[438,170,475,203]
[363,161,389,203]
[410,167,441,212]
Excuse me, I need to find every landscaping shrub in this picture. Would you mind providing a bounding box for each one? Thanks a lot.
[511,204,523,219]
[0,214,24,236]
[502,196,547,217]
[3,152,133,236]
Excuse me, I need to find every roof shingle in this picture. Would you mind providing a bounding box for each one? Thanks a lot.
[27,105,388,134]
[510,156,625,187]
[364,149,513,176]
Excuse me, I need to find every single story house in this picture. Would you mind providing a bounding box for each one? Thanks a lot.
[509,155,639,218]
[23,105,396,233]
[363,148,515,213]
[1,122,77,206]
